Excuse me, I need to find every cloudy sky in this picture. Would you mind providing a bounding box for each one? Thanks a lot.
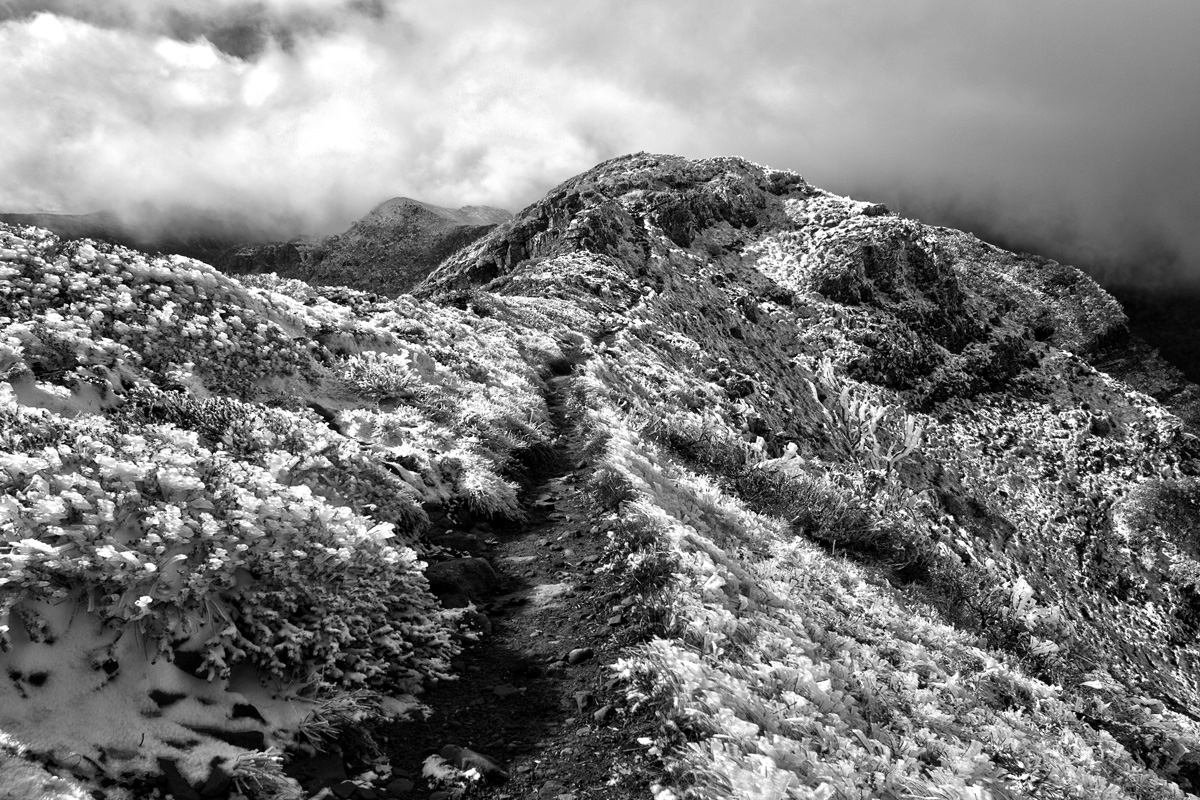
[1,1,1198,285]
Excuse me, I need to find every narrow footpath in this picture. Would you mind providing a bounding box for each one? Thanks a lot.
[333,375,662,799]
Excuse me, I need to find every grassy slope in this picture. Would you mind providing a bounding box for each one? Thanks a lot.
[3,152,1200,799]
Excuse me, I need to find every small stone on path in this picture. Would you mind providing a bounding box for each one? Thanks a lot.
[566,647,594,665]
[539,780,565,796]
[424,557,498,607]
[383,777,414,797]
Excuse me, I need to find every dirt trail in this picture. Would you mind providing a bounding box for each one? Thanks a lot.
[372,375,659,799]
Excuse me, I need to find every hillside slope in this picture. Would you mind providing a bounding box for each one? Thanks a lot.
[218,199,511,296]
[3,154,1200,799]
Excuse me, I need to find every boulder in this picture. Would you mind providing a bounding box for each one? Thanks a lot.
[424,557,499,607]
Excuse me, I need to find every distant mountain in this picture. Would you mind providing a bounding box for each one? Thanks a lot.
[0,208,281,265]
[0,210,124,241]
[216,198,512,295]
[1,199,512,297]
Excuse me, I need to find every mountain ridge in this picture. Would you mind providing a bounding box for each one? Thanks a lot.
[364,197,512,227]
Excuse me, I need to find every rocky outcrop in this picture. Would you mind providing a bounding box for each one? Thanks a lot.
[419,153,804,294]
[216,240,314,275]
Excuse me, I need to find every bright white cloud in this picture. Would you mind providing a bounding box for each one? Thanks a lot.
[0,1,1198,282]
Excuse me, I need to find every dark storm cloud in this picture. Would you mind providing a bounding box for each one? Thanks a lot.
[539,1,1200,284]
[0,1,1197,284]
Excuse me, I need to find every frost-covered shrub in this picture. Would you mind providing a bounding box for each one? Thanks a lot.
[803,358,924,473]
[588,463,638,511]
[0,224,587,792]
[753,468,875,548]
[603,506,681,596]
[0,233,323,400]
[0,400,452,692]
[439,447,524,520]
[339,351,421,403]
[643,410,759,477]
[112,387,430,538]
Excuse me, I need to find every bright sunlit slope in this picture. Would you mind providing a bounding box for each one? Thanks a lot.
[421,153,1200,799]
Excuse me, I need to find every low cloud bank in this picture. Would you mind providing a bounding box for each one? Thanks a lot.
[1,1,1197,283]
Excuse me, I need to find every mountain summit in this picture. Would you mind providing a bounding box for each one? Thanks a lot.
[3,153,1200,799]
[421,153,1196,406]
[364,197,512,227]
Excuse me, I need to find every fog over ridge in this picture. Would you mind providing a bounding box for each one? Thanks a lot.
[1,1,1197,285]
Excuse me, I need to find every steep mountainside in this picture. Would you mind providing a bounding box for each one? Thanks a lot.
[218,199,512,296]
[1107,284,1200,384]
[4,154,1200,800]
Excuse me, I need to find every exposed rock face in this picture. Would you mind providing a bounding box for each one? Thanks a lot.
[420,154,803,292]
[217,240,312,275]
[216,198,512,295]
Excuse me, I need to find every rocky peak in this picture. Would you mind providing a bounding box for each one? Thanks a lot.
[215,197,512,295]
[419,153,806,290]
[364,197,512,227]
[419,152,1135,409]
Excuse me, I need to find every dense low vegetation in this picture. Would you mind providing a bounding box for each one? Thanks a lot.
[0,226,563,796]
